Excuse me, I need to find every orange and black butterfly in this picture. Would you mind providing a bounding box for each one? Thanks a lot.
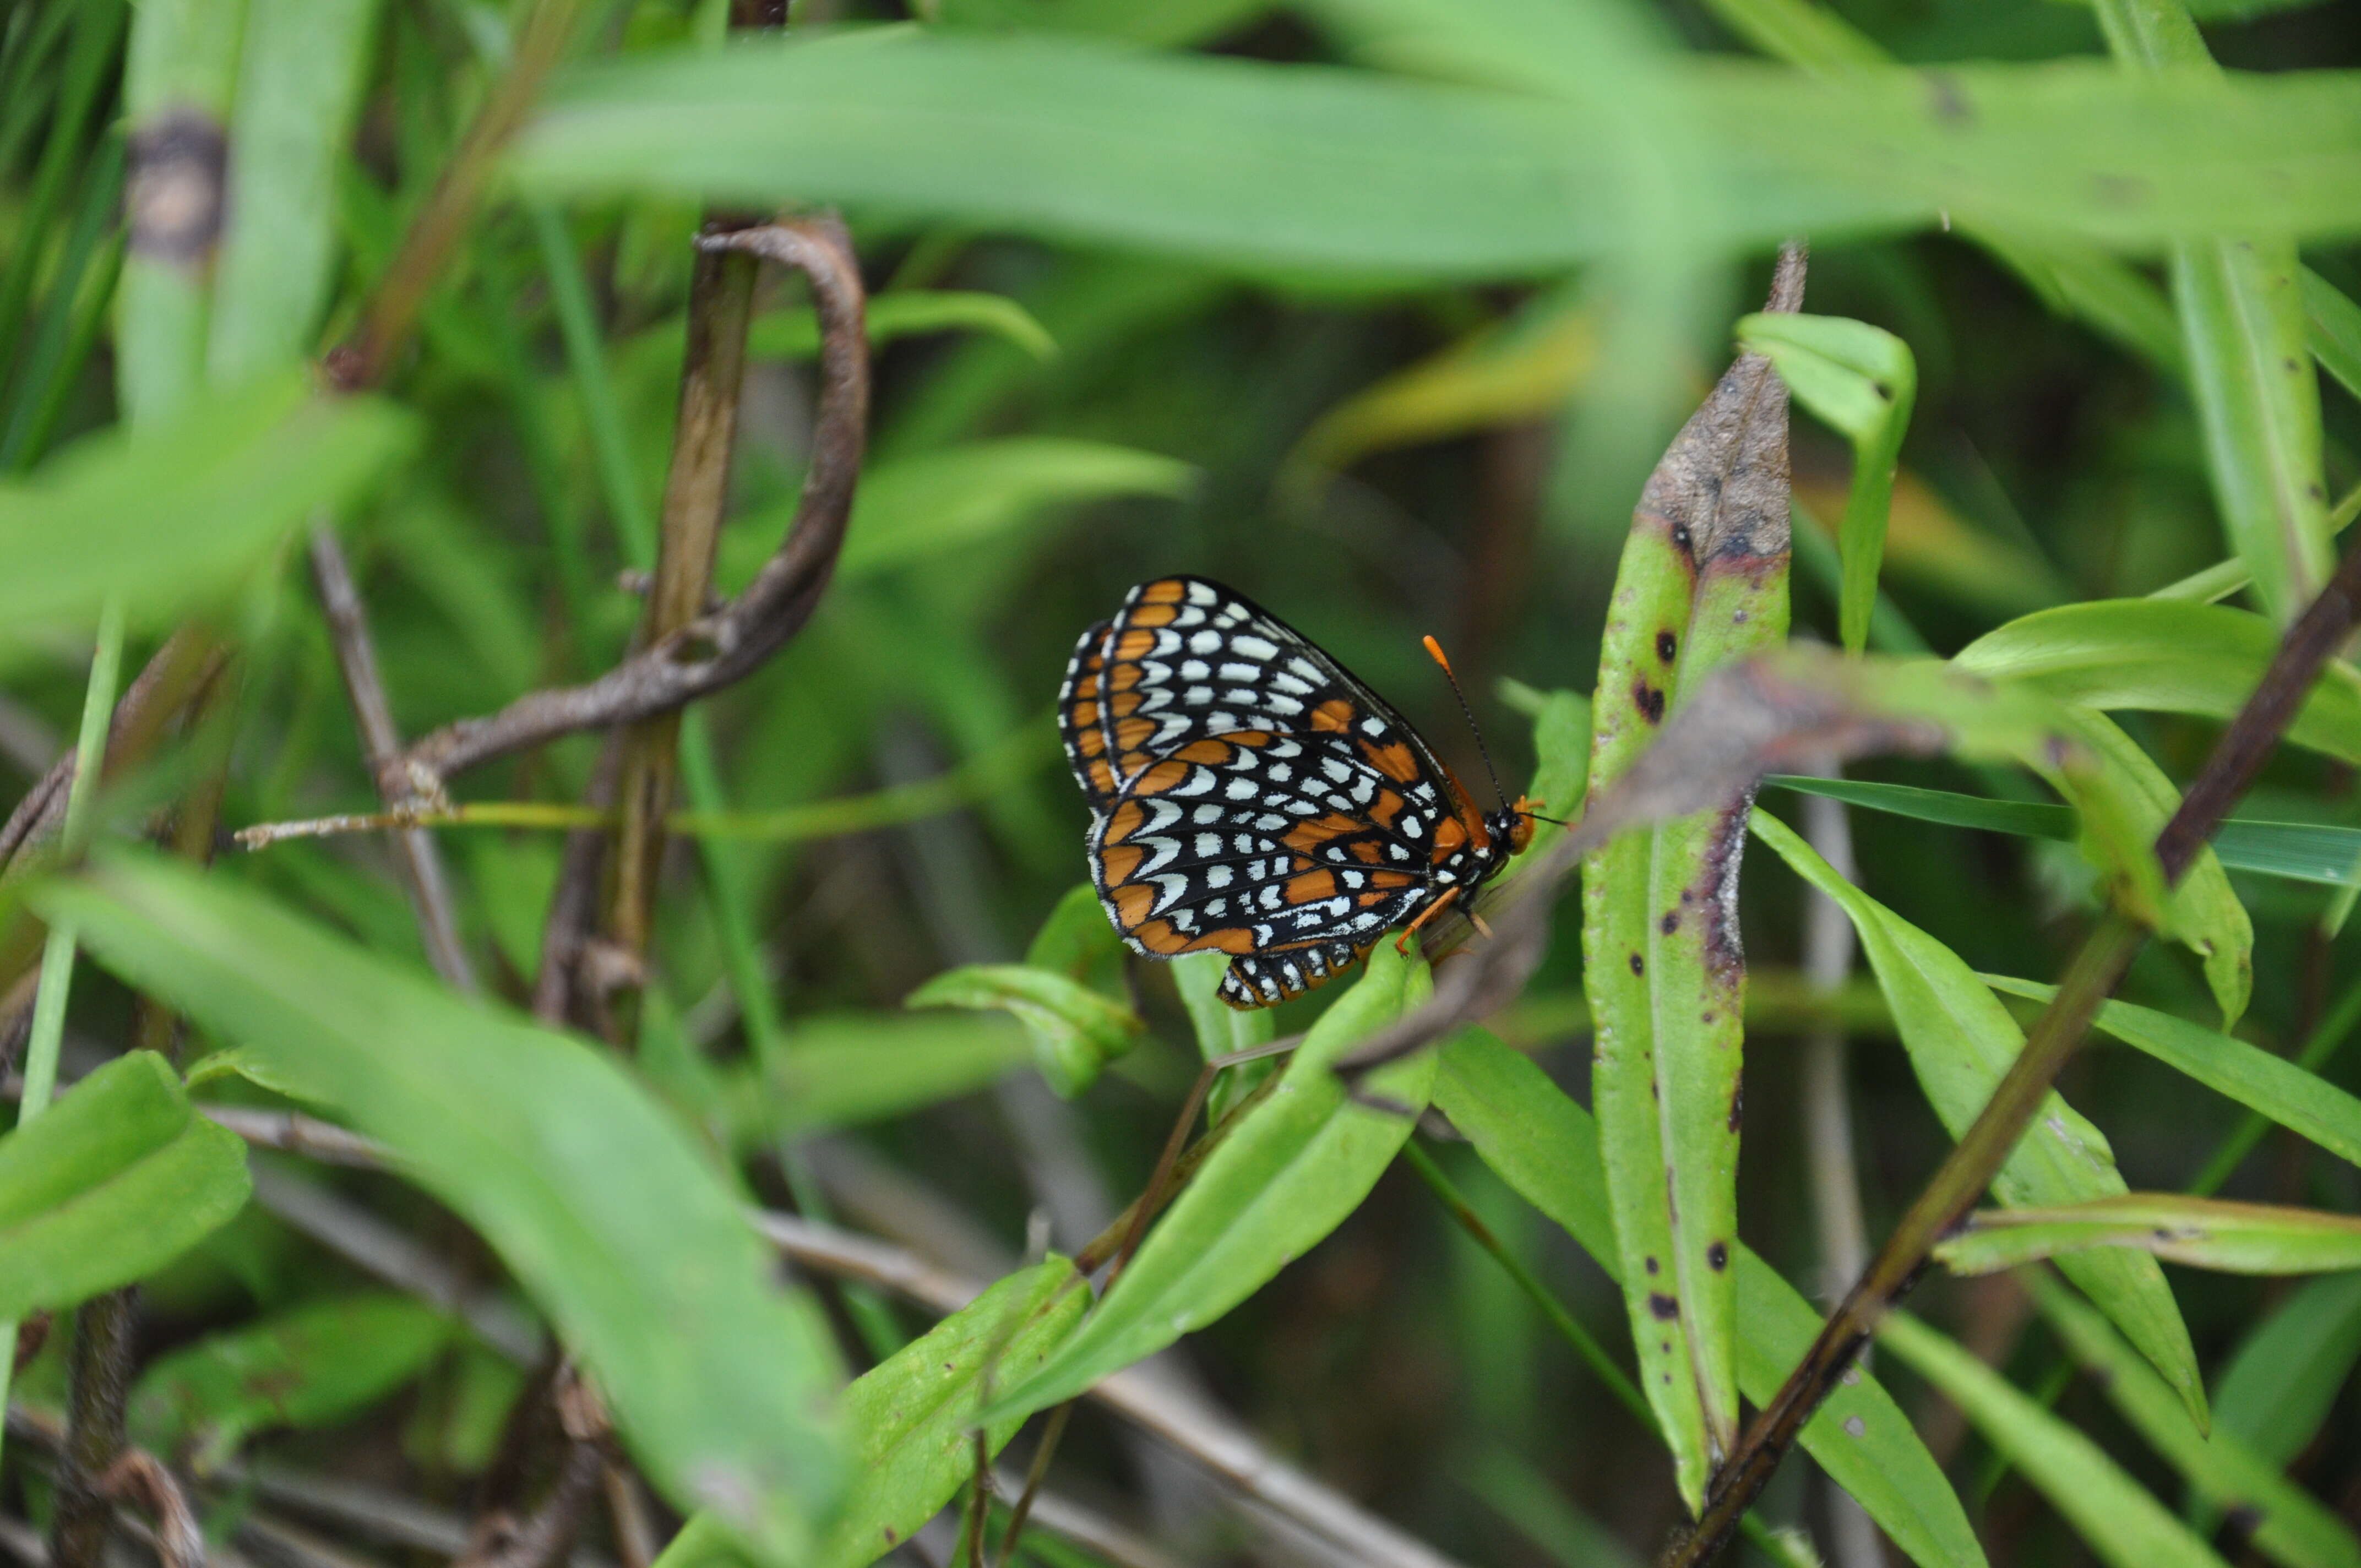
[1058,576,1541,1009]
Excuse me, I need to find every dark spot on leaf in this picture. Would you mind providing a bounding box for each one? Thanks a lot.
[1707,1241,1728,1271]
[1645,1256,1660,1275]
[1700,1011,1716,1025]
[1924,70,1973,126]
[1633,680,1666,724]
[1629,952,1644,976]
[1727,1083,1744,1133]
[1648,1292,1679,1320]
[2286,357,2300,373]
[884,1529,899,1544]
[2091,172,2152,208]
[128,111,229,265]
[1661,910,1680,934]
[1657,630,1678,662]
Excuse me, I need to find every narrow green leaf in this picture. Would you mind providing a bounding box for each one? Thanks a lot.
[1432,1032,1985,1568]
[1983,977,2361,1174]
[817,1259,1086,1568]
[2169,238,2331,625]
[512,33,2361,275]
[2090,0,2331,624]
[1955,600,2361,769]
[0,373,414,654]
[1737,311,1916,654]
[208,0,383,381]
[117,0,245,423]
[1581,302,1795,1506]
[1876,1310,2232,1568]
[1937,1196,2361,1276]
[2212,1274,2361,1478]
[0,1051,251,1321]
[906,963,1141,1097]
[129,1292,450,1471]
[1287,285,1595,480]
[43,851,848,1567]
[720,439,1191,591]
[2302,268,2361,403]
[735,1012,1034,1132]
[2029,1274,2361,1568]
[1771,775,2361,889]
[981,945,1437,1422]
[1752,809,2206,1427]
[746,289,1058,363]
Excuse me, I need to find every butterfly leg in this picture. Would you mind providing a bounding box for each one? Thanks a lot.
[1393,885,1464,955]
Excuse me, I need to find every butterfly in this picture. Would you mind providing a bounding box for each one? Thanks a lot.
[1058,575,1541,1009]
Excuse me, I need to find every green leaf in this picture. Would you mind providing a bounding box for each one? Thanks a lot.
[746,289,1057,363]
[2028,1274,2361,1568]
[1431,1031,1984,1568]
[512,33,2361,275]
[2088,0,2332,625]
[208,0,383,382]
[1935,1196,2361,1276]
[2211,1274,2361,1478]
[42,850,848,1567]
[1751,809,2206,1428]
[0,373,414,654]
[2302,268,2361,404]
[1956,600,2361,767]
[1736,311,1916,654]
[817,1258,1087,1568]
[116,0,242,423]
[184,1043,331,1103]
[905,964,1141,1098]
[1876,1310,2232,1568]
[720,439,1191,591]
[0,1050,251,1321]
[1770,775,2361,888]
[129,1292,451,1472]
[1983,977,2361,1174]
[733,1011,1035,1132]
[1286,284,1594,480]
[1173,950,1276,1126]
[1021,882,1129,989]
[2169,237,2331,627]
[1579,309,1795,1505]
[981,945,1437,1422]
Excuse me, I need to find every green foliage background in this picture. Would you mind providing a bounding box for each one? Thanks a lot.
[2,0,2360,1564]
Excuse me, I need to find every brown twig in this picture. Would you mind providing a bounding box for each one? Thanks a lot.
[393,218,868,794]
[97,1451,205,1568]
[307,528,480,994]
[601,214,767,1041]
[535,737,621,1027]
[455,1371,608,1568]
[324,0,588,393]
[6,1406,203,1568]
[1664,528,2361,1567]
[47,1289,137,1568]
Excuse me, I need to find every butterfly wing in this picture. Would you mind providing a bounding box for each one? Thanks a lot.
[1059,576,1502,1008]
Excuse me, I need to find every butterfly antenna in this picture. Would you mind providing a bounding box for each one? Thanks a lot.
[1422,635,1510,813]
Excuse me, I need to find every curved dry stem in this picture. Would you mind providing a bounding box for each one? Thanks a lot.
[391,217,869,795]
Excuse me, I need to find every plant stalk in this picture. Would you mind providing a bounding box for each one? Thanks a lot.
[0,592,127,1472]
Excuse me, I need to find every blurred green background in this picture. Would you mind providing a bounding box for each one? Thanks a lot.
[3,0,2360,1564]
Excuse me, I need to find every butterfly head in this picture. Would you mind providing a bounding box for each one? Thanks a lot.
[1492,794,1556,859]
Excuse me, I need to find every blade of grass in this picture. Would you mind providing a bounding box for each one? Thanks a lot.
[0,591,127,1473]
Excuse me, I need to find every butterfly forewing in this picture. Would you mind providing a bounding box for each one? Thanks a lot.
[1058,576,1501,1008]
